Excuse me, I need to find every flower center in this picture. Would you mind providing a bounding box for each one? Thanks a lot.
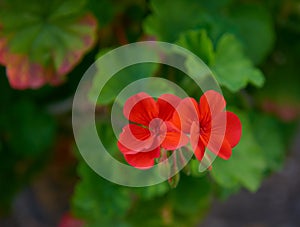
[149,118,167,138]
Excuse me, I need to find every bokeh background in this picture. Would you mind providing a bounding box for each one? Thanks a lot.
[0,0,299,226]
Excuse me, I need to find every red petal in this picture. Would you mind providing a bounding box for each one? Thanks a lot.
[172,97,200,133]
[124,148,160,169]
[118,124,158,154]
[157,94,181,121]
[225,112,242,147]
[217,139,232,160]
[123,92,158,126]
[190,122,205,161]
[161,122,189,150]
[211,112,242,149]
[199,90,226,124]
[206,134,232,160]
[192,119,232,160]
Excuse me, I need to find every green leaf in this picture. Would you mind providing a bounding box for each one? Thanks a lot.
[228,3,275,64]
[133,182,170,200]
[250,113,286,172]
[98,63,158,105]
[143,0,204,42]
[176,30,265,92]
[169,175,212,217]
[212,34,265,92]
[211,109,266,192]
[72,141,211,227]
[127,175,212,227]
[72,161,131,226]
[199,0,233,11]
[144,0,275,65]
[90,48,159,105]
[0,0,97,89]
[176,30,215,65]
[95,118,124,161]
[210,108,287,194]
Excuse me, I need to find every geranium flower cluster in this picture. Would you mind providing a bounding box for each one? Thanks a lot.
[117,90,242,169]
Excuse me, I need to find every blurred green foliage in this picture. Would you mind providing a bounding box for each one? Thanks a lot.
[0,0,299,226]
[0,70,56,212]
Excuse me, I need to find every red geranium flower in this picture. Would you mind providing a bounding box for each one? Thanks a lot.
[117,92,188,169]
[173,90,242,161]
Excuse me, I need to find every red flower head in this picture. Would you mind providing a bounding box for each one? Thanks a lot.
[117,92,188,169]
[173,90,242,161]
